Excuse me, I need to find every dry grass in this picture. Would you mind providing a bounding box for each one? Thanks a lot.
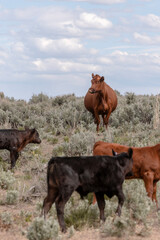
[0,135,160,240]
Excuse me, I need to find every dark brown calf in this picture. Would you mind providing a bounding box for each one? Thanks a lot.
[0,128,41,168]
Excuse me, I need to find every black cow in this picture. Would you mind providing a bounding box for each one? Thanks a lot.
[42,148,133,232]
[0,128,41,168]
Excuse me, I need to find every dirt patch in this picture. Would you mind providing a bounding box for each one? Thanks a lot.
[40,139,54,159]
[0,231,27,240]
[0,199,160,240]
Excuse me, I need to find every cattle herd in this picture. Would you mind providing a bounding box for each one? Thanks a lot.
[0,73,160,233]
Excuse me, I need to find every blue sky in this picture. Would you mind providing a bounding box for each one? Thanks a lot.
[0,0,160,100]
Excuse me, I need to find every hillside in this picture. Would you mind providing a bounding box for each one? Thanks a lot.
[0,92,160,240]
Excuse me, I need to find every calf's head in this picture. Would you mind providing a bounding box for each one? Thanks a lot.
[88,73,105,94]
[29,128,41,144]
[118,148,133,177]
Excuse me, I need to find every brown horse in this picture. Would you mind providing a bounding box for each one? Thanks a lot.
[84,73,117,132]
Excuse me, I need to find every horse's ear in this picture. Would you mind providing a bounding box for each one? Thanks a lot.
[92,73,94,78]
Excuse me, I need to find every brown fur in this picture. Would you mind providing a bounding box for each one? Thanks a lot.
[84,73,117,132]
[93,141,160,204]
[0,128,41,168]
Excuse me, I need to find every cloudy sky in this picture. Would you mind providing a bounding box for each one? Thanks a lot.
[0,0,160,100]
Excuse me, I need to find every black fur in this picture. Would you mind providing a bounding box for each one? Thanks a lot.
[42,148,133,232]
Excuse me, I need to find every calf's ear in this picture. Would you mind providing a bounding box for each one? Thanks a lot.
[112,149,116,156]
[92,73,94,78]
[100,76,104,82]
[128,148,133,158]
[31,128,36,133]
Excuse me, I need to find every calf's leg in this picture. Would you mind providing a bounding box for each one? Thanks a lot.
[143,171,154,199]
[55,199,66,233]
[95,192,105,221]
[10,150,19,169]
[42,187,58,218]
[116,188,125,216]
[56,186,75,232]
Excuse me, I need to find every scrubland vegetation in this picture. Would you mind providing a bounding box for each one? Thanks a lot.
[0,91,160,239]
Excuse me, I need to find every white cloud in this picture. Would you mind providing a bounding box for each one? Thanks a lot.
[0,50,8,66]
[48,0,125,4]
[32,37,84,56]
[134,32,152,44]
[139,0,152,2]
[77,0,125,3]
[148,53,160,66]
[0,6,39,21]
[33,58,101,73]
[88,0,125,3]
[77,12,112,29]
[134,32,160,45]
[0,50,8,59]
[140,14,160,28]
[61,21,82,36]
[109,50,160,71]
[0,2,160,100]
[11,42,25,53]
[111,50,128,56]
[98,57,113,64]
[36,7,73,32]
[3,6,113,40]
[0,59,5,65]
[0,4,114,44]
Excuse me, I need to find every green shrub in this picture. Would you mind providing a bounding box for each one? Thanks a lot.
[64,199,99,230]
[0,212,13,226]
[0,91,157,136]
[26,217,60,240]
[0,169,15,189]
[47,137,58,144]
[6,190,19,205]
[29,93,50,104]
[123,180,154,223]
[62,131,95,156]
[65,199,89,229]
[0,109,7,125]
[101,213,135,238]
[51,94,76,107]
[67,226,75,238]
[100,180,154,238]
[52,146,64,156]
[20,211,33,223]
[125,92,136,104]
[0,91,5,99]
